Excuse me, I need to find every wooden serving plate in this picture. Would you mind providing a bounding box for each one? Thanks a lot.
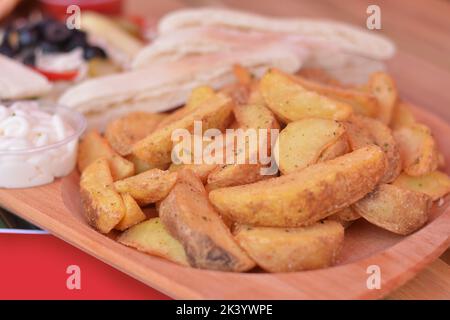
[0,105,449,299]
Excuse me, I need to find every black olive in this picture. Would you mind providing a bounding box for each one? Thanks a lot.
[64,30,88,52]
[39,41,60,53]
[17,25,40,48]
[43,21,71,44]
[83,45,107,60]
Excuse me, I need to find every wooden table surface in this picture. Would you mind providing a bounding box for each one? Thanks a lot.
[123,0,450,299]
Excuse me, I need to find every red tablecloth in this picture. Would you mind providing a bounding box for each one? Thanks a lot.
[0,234,170,299]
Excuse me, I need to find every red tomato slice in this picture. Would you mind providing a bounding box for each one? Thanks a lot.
[33,67,78,81]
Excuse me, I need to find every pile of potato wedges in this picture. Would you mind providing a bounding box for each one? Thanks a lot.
[78,66,450,273]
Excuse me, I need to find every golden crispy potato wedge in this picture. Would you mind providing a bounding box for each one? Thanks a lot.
[296,68,342,87]
[394,124,439,176]
[105,112,166,156]
[155,86,217,130]
[114,169,178,206]
[233,64,253,87]
[169,163,218,184]
[317,133,350,162]
[206,164,271,191]
[344,117,375,150]
[353,184,431,235]
[159,169,256,272]
[328,207,360,222]
[118,218,189,266]
[80,158,125,233]
[274,119,346,174]
[233,103,280,131]
[390,101,416,130]
[368,72,398,124]
[109,154,135,181]
[209,146,386,227]
[77,130,115,172]
[125,154,168,174]
[132,93,233,166]
[352,115,401,183]
[115,193,146,231]
[260,69,352,123]
[293,74,378,117]
[392,171,450,201]
[185,85,216,112]
[78,130,135,180]
[234,220,344,272]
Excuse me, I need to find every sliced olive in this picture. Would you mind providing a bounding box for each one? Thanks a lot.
[39,41,60,53]
[21,48,36,66]
[17,26,40,48]
[43,21,71,44]
[64,30,88,52]
[83,45,107,60]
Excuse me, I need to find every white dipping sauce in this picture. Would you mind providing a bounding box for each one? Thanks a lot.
[0,102,77,188]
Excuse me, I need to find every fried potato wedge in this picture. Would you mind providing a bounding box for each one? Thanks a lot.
[233,64,253,87]
[233,103,280,131]
[169,163,218,184]
[328,207,360,223]
[352,115,401,183]
[296,68,342,87]
[159,169,256,272]
[392,171,450,201]
[353,184,431,235]
[125,154,168,174]
[78,130,135,180]
[234,220,344,272]
[132,93,233,166]
[394,124,439,176]
[115,193,146,231]
[274,119,346,174]
[260,69,352,123]
[344,117,375,150]
[114,169,178,206]
[155,86,217,131]
[109,154,135,181]
[105,112,166,156]
[293,75,378,117]
[206,164,270,191]
[77,130,115,172]
[317,133,350,162]
[117,218,189,266]
[390,101,416,130]
[368,72,398,124]
[80,158,125,233]
[209,146,386,227]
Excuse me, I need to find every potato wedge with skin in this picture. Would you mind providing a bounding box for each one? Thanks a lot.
[118,218,189,266]
[125,154,168,174]
[77,130,135,180]
[233,64,253,87]
[209,146,386,227]
[353,184,431,235]
[368,72,398,124]
[105,112,166,156]
[394,124,439,176]
[80,158,125,234]
[392,171,450,201]
[77,130,115,172]
[352,115,401,183]
[234,220,344,272]
[260,69,352,123]
[115,193,146,231]
[274,119,346,174]
[159,169,255,272]
[233,103,280,131]
[169,163,218,184]
[114,169,178,206]
[390,101,416,130]
[109,154,135,181]
[317,133,349,162]
[293,74,378,117]
[296,68,342,87]
[132,93,233,166]
[206,164,271,191]
[328,207,360,223]
[155,86,217,130]
[343,117,375,151]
